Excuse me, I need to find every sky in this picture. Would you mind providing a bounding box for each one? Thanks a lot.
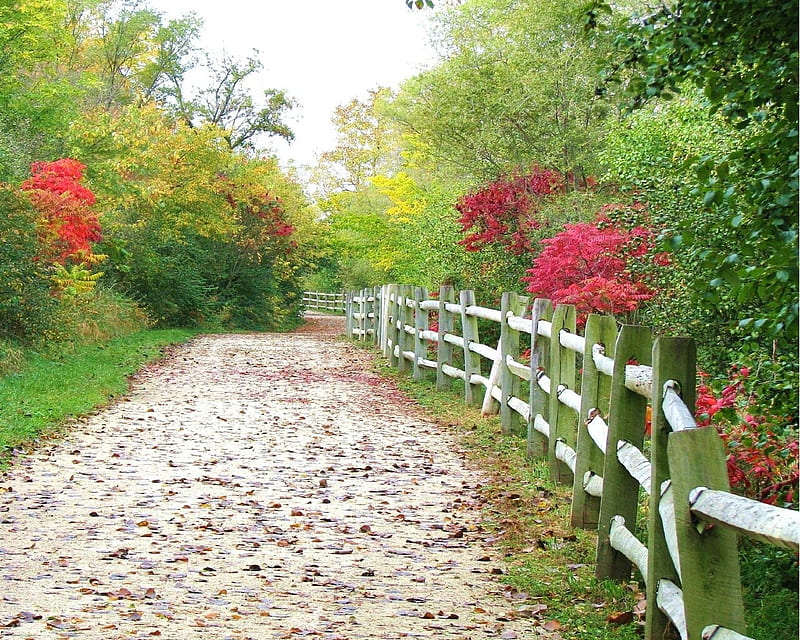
[154,0,438,169]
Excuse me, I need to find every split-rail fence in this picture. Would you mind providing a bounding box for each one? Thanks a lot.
[302,291,346,314]
[330,284,799,640]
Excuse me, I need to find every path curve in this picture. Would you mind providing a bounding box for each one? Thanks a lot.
[1,315,531,639]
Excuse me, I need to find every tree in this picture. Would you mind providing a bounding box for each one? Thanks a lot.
[390,0,616,182]
[68,102,312,327]
[20,158,103,264]
[190,53,296,151]
[311,88,400,195]
[0,187,58,342]
[594,0,798,343]
[455,167,565,254]
[136,14,202,107]
[522,205,659,324]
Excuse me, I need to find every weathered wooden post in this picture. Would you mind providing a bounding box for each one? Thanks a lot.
[413,287,430,380]
[571,314,617,529]
[646,336,693,639]
[372,285,382,346]
[596,325,651,581]
[387,285,400,367]
[528,298,553,459]
[396,285,413,375]
[364,287,376,342]
[547,304,577,483]
[358,288,368,340]
[380,285,392,357]
[345,291,354,338]
[436,285,455,391]
[500,291,529,435]
[660,340,746,638]
[459,289,482,405]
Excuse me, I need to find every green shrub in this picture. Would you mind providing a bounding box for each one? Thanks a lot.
[0,186,58,343]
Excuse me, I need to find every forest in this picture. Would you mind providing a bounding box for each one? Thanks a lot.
[0,0,796,635]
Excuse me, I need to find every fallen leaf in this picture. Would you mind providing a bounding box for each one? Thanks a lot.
[542,620,562,631]
[607,611,634,625]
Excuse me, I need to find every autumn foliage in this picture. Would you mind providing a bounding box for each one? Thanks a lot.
[21,159,102,264]
[523,205,658,323]
[455,167,564,254]
[696,367,798,507]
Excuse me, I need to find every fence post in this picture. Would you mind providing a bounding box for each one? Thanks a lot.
[660,342,746,638]
[380,285,393,357]
[547,304,577,483]
[396,285,413,374]
[413,287,430,380]
[358,288,367,340]
[646,337,693,639]
[365,287,376,342]
[372,285,382,346]
[387,285,400,367]
[345,291,354,338]
[500,291,529,435]
[595,325,651,581]
[436,285,455,391]
[528,298,553,459]
[459,289,482,405]
[570,313,618,529]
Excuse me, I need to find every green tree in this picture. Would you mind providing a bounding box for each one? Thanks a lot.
[595,0,798,344]
[311,87,400,195]
[190,53,296,151]
[390,0,616,182]
[309,89,405,289]
[0,187,58,343]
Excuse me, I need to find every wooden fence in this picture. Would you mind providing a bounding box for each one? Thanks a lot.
[344,284,799,640]
[302,291,346,314]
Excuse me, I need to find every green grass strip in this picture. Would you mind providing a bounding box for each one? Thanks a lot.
[0,329,197,461]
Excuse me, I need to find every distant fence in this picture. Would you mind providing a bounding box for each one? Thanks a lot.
[302,291,346,314]
[345,284,799,640]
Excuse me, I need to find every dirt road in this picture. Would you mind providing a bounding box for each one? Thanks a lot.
[0,315,533,639]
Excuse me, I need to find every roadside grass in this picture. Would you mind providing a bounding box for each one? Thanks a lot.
[370,355,644,639]
[0,328,198,465]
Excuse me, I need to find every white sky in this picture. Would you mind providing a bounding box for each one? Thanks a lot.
[154,0,438,169]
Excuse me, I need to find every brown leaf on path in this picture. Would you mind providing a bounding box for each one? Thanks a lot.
[516,603,548,617]
[607,611,634,625]
[541,619,562,631]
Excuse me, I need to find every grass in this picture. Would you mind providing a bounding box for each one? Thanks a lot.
[368,353,645,639]
[0,328,198,465]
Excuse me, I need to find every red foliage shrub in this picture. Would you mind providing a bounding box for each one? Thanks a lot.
[21,158,102,263]
[455,167,565,254]
[522,206,656,323]
[696,367,798,507]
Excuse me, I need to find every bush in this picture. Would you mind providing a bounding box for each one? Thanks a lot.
[0,186,58,343]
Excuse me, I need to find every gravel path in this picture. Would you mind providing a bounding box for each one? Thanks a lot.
[0,315,533,639]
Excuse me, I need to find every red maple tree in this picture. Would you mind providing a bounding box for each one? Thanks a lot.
[522,207,656,323]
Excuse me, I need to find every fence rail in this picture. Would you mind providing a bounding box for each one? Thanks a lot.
[344,284,799,640]
[302,291,346,314]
